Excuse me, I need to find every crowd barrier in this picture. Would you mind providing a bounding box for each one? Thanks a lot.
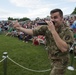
[0,44,76,75]
[0,52,51,75]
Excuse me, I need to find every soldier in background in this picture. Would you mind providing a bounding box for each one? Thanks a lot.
[13,9,74,75]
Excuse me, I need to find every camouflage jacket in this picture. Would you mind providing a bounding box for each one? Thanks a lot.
[33,24,74,59]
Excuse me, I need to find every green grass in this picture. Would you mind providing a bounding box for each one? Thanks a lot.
[0,34,76,75]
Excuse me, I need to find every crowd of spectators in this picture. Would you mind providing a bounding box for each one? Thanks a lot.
[0,19,47,45]
[0,16,76,54]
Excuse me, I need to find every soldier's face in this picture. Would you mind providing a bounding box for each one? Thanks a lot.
[50,12,63,26]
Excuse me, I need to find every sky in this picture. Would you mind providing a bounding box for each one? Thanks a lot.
[0,0,76,20]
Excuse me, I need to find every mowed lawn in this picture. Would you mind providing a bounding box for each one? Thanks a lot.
[0,34,76,75]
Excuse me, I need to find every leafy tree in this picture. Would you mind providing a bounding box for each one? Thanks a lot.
[71,7,76,14]
[8,17,14,20]
[19,17,30,21]
[8,17,30,21]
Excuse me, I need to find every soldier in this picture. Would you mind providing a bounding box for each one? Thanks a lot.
[13,9,74,75]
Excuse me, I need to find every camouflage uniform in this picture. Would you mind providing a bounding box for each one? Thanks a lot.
[33,24,74,75]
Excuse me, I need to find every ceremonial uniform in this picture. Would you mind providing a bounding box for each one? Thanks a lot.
[33,24,74,75]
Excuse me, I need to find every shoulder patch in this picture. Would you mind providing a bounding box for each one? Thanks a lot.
[65,35,71,40]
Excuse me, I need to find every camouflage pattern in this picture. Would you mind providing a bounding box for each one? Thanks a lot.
[50,56,69,75]
[33,24,74,75]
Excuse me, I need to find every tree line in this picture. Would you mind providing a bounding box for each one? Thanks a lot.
[8,7,76,21]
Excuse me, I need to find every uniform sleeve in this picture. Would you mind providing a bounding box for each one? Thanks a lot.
[33,25,48,36]
[63,28,74,47]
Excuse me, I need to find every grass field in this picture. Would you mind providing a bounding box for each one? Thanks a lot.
[0,34,76,75]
